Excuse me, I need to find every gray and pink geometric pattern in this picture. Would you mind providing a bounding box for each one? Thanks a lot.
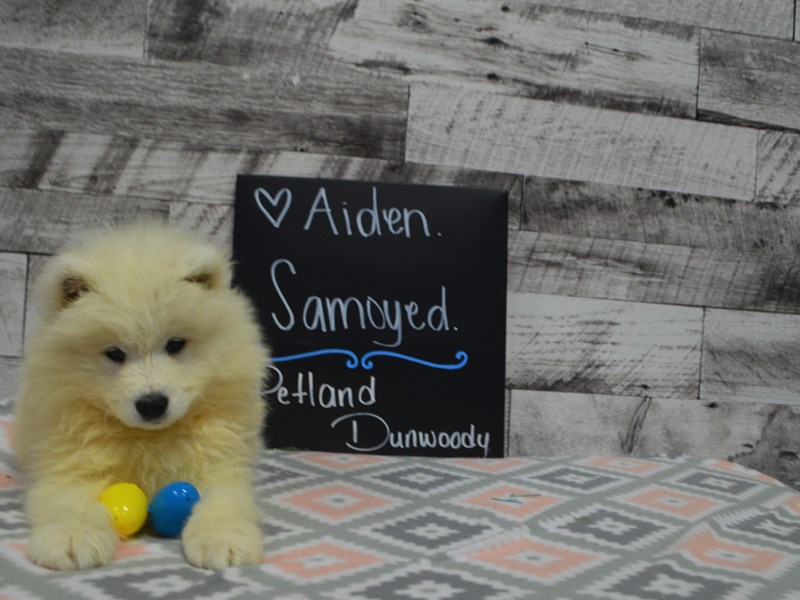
[0,398,798,598]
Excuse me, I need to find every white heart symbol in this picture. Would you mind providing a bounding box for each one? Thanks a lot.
[254,187,292,228]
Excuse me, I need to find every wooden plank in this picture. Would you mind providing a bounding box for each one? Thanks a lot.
[0,131,253,202]
[509,391,755,458]
[329,1,698,117]
[509,390,800,489]
[638,397,771,459]
[0,253,26,357]
[699,30,800,132]
[643,399,800,489]
[0,0,147,57]
[508,391,645,456]
[0,47,407,160]
[0,357,22,401]
[509,230,800,314]
[506,292,702,398]
[407,84,757,201]
[757,131,800,205]
[503,390,511,456]
[169,201,233,250]
[702,308,800,405]
[0,130,64,190]
[523,176,800,253]
[0,188,168,254]
[146,0,366,80]
[0,130,524,227]
[530,0,794,39]
[734,405,800,489]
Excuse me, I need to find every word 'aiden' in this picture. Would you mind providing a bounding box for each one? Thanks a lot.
[300,186,432,238]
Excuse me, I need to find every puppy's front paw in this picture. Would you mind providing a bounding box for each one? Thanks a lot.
[182,514,263,570]
[28,522,118,570]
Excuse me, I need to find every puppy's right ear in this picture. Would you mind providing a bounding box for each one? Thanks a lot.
[182,246,232,291]
[34,255,94,319]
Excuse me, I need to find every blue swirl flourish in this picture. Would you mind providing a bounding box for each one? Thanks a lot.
[272,349,359,369]
[360,350,468,370]
[272,349,468,371]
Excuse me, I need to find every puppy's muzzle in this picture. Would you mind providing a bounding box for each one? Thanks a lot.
[135,392,169,422]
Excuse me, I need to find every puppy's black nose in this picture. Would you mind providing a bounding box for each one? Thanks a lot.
[135,392,169,421]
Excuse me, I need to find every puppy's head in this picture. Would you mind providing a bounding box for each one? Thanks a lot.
[30,223,263,431]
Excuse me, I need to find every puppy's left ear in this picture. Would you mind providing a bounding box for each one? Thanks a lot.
[183,247,232,290]
[33,254,95,320]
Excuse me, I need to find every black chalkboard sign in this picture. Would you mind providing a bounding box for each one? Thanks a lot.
[233,175,507,457]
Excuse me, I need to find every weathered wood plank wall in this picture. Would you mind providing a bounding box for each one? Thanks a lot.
[329,2,700,116]
[532,0,795,38]
[0,0,798,488]
[406,85,757,199]
[699,31,800,130]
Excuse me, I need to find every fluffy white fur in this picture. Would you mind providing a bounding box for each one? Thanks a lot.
[14,223,269,570]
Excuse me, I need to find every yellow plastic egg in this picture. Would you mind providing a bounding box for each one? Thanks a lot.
[99,482,148,537]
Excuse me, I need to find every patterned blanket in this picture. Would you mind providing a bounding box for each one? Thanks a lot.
[1,396,799,599]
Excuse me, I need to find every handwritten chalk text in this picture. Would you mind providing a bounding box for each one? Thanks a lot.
[265,367,377,408]
[303,186,432,238]
[270,259,451,348]
[330,412,491,457]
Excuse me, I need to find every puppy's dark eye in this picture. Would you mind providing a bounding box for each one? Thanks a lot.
[105,347,126,363]
[166,337,186,355]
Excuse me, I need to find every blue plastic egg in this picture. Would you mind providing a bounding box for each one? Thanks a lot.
[149,481,200,537]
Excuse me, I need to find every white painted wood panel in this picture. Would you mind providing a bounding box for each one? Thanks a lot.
[0,130,62,190]
[25,133,255,203]
[23,255,47,353]
[0,188,168,254]
[0,131,524,227]
[0,357,21,401]
[146,0,367,83]
[640,399,799,485]
[523,176,800,253]
[702,309,800,405]
[169,202,234,250]
[0,253,26,357]
[407,84,757,200]
[733,404,800,488]
[757,131,800,205]
[0,0,147,57]
[506,292,702,398]
[508,390,766,458]
[530,0,794,39]
[509,391,644,456]
[0,48,407,160]
[509,230,800,314]
[699,30,800,131]
[509,389,800,489]
[330,1,698,116]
